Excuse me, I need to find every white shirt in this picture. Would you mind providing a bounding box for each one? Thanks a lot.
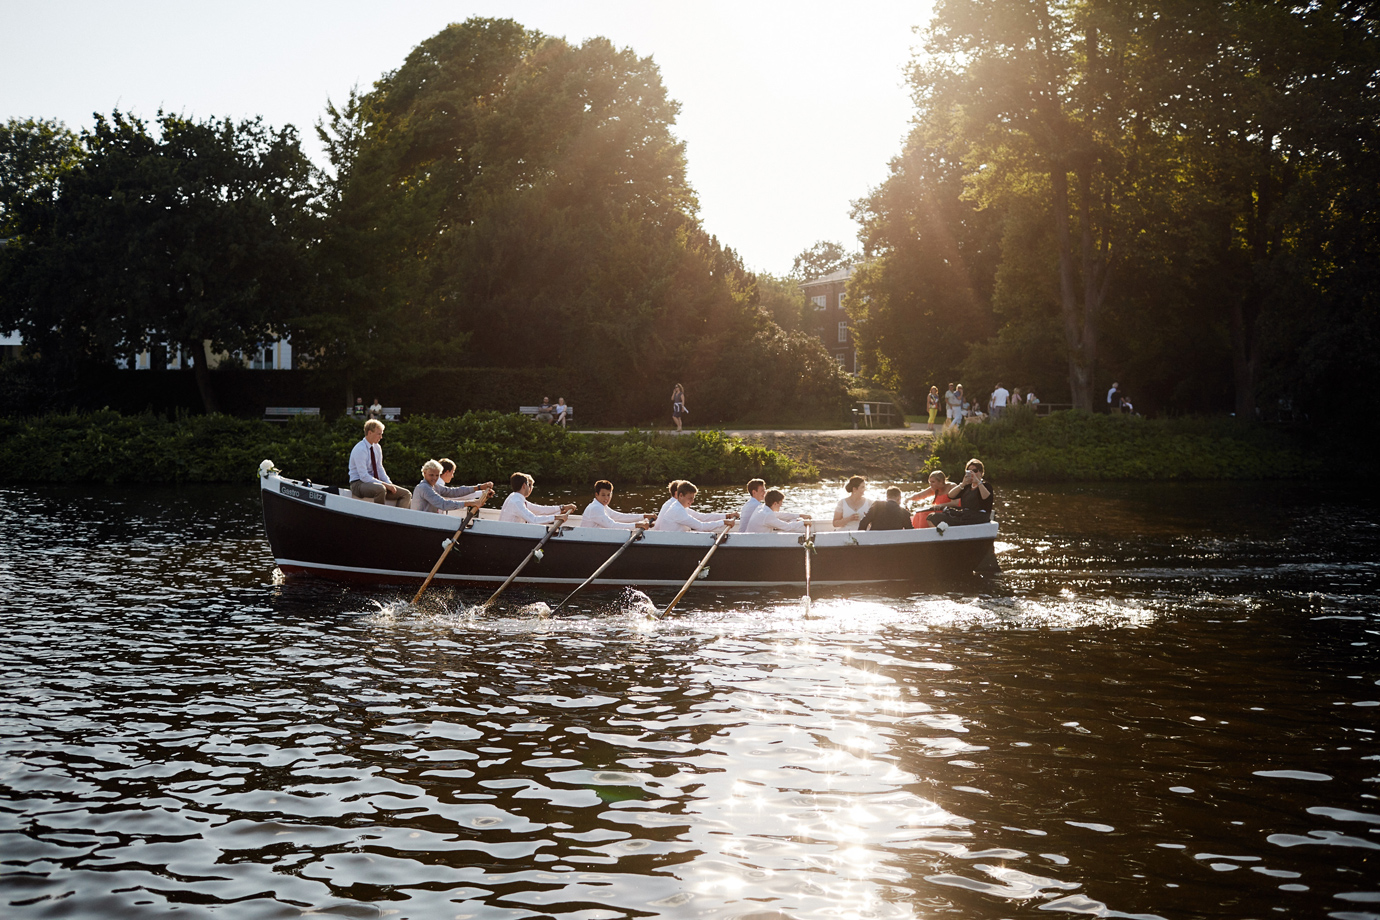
[735,496,763,532]
[653,501,726,532]
[745,507,807,534]
[580,499,643,529]
[500,491,562,525]
[1107,386,1118,404]
[834,496,872,531]
[348,438,391,485]
[991,387,1009,408]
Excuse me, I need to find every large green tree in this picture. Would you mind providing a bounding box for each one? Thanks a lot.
[0,111,315,412]
[301,18,848,424]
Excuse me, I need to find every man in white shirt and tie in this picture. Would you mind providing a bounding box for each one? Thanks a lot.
[581,480,652,530]
[348,419,412,508]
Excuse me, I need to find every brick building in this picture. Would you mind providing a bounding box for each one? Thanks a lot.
[800,264,855,374]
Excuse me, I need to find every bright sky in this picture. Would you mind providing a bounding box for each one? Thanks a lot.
[1,1,933,275]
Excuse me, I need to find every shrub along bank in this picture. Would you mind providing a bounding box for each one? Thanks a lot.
[925,408,1328,481]
[0,411,817,486]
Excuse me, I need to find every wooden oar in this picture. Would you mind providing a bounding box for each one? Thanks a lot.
[483,518,565,608]
[802,522,814,615]
[551,526,644,614]
[411,493,489,605]
[658,527,731,618]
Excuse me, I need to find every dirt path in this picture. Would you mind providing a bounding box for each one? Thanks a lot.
[723,427,938,480]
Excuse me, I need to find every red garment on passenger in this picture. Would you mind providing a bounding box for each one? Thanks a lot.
[914,492,957,529]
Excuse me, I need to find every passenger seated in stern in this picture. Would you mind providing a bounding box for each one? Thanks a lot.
[348,419,412,509]
[858,487,914,531]
[652,481,738,532]
[907,470,957,529]
[581,480,652,530]
[744,489,810,534]
[414,460,489,515]
[500,472,575,525]
[436,458,493,501]
[928,459,993,528]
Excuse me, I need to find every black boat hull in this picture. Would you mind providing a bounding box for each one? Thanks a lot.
[260,474,999,589]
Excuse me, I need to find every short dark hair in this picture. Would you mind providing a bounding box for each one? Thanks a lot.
[764,488,784,507]
[594,479,613,494]
[510,472,534,492]
[747,478,766,493]
[667,479,683,496]
[674,480,698,497]
[439,458,456,474]
[886,486,902,500]
[846,475,865,492]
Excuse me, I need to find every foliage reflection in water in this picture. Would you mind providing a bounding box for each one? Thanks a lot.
[0,481,1376,919]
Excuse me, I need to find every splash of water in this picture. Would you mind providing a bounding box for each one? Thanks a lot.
[620,587,657,619]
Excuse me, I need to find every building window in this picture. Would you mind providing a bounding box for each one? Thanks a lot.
[835,352,847,366]
[837,321,848,343]
[811,295,826,310]
[837,293,846,309]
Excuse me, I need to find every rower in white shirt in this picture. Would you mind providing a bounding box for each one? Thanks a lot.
[735,479,766,532]
[581,480,652,530]
[652,481,738,532]
[744,489,810,533]
[499,472,574,525]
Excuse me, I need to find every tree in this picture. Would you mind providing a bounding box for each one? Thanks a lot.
[0,118,81,238]
[1144,0,1380,418]
[310,18,849,423]
[0,112,315,412]
[790,240,853,282]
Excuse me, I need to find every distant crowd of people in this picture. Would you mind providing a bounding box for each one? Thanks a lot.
[927,382,1040,429]
[346,418,993,533]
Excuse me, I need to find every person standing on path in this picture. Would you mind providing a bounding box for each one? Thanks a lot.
[944,384,961,430]
[1106,382,1120,413]
[990,383,1009,420]
[671,383,687,432]
[927,386,941,428]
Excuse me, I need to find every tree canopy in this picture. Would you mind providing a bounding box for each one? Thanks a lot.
[0,112,315,412]
[851,0,1380,422]
[294,18,849,423]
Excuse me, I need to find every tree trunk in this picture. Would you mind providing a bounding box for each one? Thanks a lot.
[1229,296,1259,419]
[1051,167,1097,410]
[189,340,220,414]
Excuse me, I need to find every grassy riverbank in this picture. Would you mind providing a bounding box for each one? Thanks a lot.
[0,410,816,485]
[924,408,1329,481]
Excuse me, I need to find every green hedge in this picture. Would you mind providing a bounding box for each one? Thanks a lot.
[0,410,817,486]
[925,407,1327,481]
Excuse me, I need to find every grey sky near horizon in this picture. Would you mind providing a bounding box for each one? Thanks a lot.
[0,1,935,276]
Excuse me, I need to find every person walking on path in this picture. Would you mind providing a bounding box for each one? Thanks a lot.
[671,383,687,432]
[927,386,941,429]
[1106,382,1120,413]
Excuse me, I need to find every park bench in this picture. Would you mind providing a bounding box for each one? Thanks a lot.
[351,407,403,421]
[264,407,320,422]
[519,405,574,425]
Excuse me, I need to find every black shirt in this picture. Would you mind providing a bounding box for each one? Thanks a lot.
[953,480,993,514]
[859,499,913,531]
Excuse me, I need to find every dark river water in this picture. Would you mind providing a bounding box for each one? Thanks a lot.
[1,480,1377,919]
